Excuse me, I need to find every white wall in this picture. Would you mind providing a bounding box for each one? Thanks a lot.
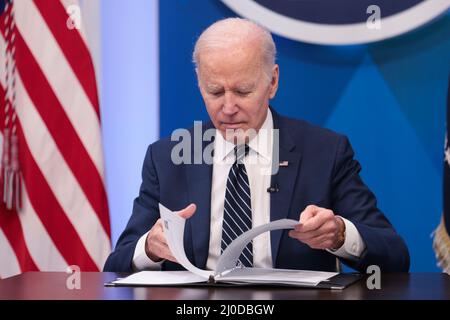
[100,0,159,245]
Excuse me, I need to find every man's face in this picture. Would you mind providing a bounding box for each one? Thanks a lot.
[197,44,279,142]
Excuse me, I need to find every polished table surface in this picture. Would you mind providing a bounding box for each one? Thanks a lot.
[0,272,449,300]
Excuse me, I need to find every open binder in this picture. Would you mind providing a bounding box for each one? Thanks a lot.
[108,204,361,289]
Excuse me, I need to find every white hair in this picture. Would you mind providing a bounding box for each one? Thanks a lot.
[193,18,276,80]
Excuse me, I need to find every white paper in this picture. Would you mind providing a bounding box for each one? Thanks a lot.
[159,203,212,279]
[112,205,339,288]
[215,219,299,275]
[113,271,206,286]
[219,267,337,286]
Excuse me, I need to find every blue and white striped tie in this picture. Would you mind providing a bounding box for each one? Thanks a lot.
[221,144,253,267]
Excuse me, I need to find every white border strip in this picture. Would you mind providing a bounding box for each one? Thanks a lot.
[0,228,21,278]
[221,0,450,45]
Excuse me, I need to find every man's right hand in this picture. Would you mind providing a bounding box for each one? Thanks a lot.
[145,203,197,263]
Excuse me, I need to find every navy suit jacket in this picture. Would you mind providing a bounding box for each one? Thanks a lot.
[104,109,410,273]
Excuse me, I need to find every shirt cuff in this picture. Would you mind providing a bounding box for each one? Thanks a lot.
[132,231,165,271]
[326,217,366,261]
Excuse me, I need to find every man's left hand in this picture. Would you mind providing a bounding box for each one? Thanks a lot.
[288,205,345,250]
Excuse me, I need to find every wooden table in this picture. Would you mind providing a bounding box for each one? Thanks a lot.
[0,272,449,300]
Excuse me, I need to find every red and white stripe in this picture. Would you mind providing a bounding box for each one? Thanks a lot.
[0,0,110,278]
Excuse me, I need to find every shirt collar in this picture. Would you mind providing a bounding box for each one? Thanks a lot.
[213,109,273,162]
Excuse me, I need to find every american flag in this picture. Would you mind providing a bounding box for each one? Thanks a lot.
[0,0,110,278]
[433,77,450,275]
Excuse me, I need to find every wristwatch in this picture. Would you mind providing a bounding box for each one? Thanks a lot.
[332,216,346,250]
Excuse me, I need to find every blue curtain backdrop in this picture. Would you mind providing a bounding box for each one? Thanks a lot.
[159,1,450,272]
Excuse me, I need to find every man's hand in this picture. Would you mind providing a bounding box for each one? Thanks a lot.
[145,203,197,263]
[288,205,345,250]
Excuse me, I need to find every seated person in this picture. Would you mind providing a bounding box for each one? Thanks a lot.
[104,18,410,273]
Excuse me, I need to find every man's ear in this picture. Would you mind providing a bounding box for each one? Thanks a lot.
[269,64,279,99]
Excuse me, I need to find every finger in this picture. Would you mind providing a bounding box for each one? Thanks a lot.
[289,228,324,241]
[299,205,319,223]
[292,222,303,231]
[165,253,178,263]
[300,210,333,232]
[148,227,168,250]
[177,203,197,219]
[154,229,168,245]
[290,223,331,241]
[289,230,306,241]
[290,218,337,241]
[161,245,178,263]
[149,234,177,261]
[149,221,164,240]
[295,215,322,233]
[295,218,336,236]
[147,240,168,262]
[153,230,179,261]
[158,247,177,263]
[157,237,177,262]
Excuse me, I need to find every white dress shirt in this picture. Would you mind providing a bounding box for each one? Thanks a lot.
[206,109,275,269]
[132,109,366,271]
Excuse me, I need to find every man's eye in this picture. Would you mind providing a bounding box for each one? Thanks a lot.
[236,91,250,96]
[210,91,223,97]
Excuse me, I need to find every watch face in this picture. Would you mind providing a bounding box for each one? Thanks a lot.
[221,0,450,45]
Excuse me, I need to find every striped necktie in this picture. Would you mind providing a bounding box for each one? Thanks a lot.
[221,144,253,267]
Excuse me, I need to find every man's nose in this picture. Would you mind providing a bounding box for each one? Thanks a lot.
[222,92,238,115]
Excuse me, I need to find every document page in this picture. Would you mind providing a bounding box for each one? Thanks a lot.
[159,203,212,279]
[112,271,206,286]
[215,219,299,275]
[112,205,339,287]
[218,267,338,286]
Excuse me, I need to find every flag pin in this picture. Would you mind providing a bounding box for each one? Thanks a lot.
[279,161,289,167]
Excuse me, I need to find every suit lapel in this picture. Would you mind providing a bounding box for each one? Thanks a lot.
[185,122,215,269]
[270,110,302,264]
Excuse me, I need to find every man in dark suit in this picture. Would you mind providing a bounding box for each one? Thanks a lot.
[104,18,409,273]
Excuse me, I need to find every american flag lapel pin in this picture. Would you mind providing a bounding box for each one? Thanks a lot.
[279,161,289,167]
